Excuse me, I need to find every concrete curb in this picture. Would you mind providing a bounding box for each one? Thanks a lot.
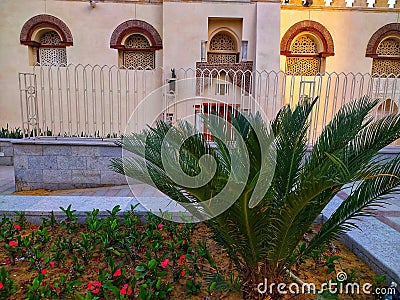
[321,196,400,286]
[0,195,192,224]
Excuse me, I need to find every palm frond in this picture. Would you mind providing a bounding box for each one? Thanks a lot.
[301,155,400,260]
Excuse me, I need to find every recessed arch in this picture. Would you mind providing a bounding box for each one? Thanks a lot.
[20,14,73,46]
[280,20,334,57]
[366,23,400,58]
[208,28,240,52]
[367,24,400,75]
[207,28,240,64]
[110,20,162,50]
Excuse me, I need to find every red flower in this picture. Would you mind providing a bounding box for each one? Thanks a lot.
[181,269,185,277]
[41,269,47,275]
[49,261,55,268]
[13,224,21,231]
[161,258,170,268]
[87,281,101,292]
[0,282,3,289]
[158,223,163,230]
[113,269,122,277]
[178,255,186,265]
[56,287,61,294]
[8,240,17,247]
[120,284,128,295]
[120,284,132,295]
[3,259,11,265]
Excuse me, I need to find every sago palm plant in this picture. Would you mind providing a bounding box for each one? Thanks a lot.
[111,97,400,299]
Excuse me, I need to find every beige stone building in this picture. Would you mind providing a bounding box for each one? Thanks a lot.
[0,0,399,134]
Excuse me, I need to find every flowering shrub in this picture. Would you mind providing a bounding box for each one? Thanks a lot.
[0,205,379,299]
[0,206,231,299]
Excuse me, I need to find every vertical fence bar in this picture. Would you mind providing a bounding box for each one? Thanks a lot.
[19,65,400,146]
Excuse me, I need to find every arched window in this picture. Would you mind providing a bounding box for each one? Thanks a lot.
[122,34,154,69]
[20,14,73,66]
[281,21,334,76]
[372,37,400,75]
[366,24,400,76]
[207,32,239,64]
[110,20,162,70]
[377,99,399,119]
[35,30,67,66]
[286,34,322,76]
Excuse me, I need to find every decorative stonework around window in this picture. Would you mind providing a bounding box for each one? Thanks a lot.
[281,21,334,76]
[208,53,237,64]
[123,50,154,69]
[196,61,254,94]
[286,57,321,76]
[40,31,62,45]
[207,32,238,64]
[39,47,67,67]
[377,38,400,56]
[37,31,67,66]
[209,33,236,51]
[286,35,321,75]
[20,14,73,66]
[125,34,151,49]
[110,20,162,70]
[121,34,155,69]
[290,36,318,54]
[366,24,400,76]
[372,58,400,75]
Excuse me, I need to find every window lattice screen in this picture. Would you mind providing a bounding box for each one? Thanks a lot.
[209,33,236,51]
[286,57,321,76]
[207,53,237,64]
[123,51,155,69]
[372,58,400,75]
[377,38,400,56]
[125,34,150,49]
[291,36,318,54]
[40,31,62,45]
[39,48,67,66]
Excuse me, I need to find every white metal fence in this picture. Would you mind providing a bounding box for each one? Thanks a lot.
[19,65,400,144]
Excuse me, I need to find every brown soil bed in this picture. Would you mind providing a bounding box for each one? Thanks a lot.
[0,220,379,300]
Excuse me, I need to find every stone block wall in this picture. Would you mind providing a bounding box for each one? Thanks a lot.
[12,139,126,191]
[10,138,400,192]
[0,139,15,166]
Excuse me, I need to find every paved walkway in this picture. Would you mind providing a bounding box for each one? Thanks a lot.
[0,165,399,286]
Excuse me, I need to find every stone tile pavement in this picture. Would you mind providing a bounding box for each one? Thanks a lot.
[0,165,399,286]
[0,166,15,195]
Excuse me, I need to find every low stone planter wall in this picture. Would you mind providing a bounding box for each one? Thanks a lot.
[10,138,400,192]
[0,139,15,166]
[12,138,126,191]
